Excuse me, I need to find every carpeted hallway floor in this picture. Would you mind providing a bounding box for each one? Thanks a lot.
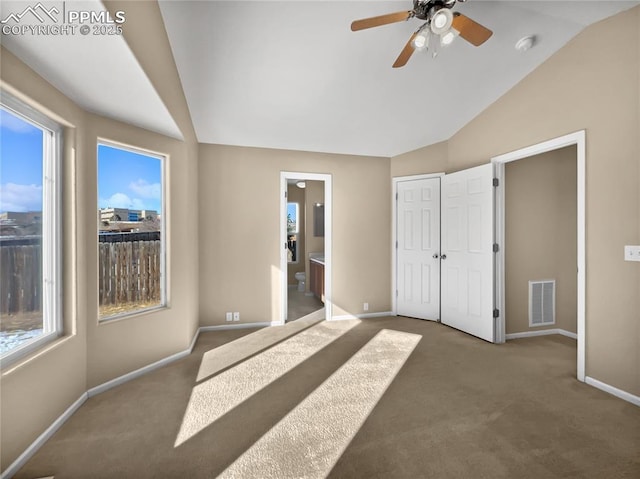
[13,316,640,478]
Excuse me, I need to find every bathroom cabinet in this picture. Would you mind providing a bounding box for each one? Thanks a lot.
[309,259,325,302]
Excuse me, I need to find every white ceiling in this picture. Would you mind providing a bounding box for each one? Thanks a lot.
[159,0,638,157]
[2,1,638,157]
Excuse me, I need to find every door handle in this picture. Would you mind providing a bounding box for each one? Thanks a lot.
[432,253,439,259]
[441,254,447,260]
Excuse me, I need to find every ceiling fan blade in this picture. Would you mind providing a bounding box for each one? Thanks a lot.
[393,33,418,68]
[452,12,493,46]
[351,11,413,31]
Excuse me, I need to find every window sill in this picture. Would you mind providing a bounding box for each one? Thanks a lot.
[1,332,73,374]
[98,304,168,325]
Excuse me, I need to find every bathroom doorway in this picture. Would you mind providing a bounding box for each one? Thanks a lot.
[279,172,332,324]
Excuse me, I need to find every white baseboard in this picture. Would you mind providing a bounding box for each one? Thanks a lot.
[1,392,87,479]
[199,321,274,332]
[505,328,577,340]
[331,311,394,321]
[585,376,640,407]
[87,322,273,397]
[87,347,192,398]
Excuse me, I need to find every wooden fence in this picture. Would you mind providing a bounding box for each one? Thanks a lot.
[0,239,161,314]
[98,240,161,307]
[0,244,42,315]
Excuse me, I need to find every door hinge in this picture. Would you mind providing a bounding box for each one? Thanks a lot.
[395,240,398,249]
[492,178,499,187]
[493,243,499,253]
[284,190,287,198]
[396,290,399,297]
[493,309,500,318]
[395,192,398,200]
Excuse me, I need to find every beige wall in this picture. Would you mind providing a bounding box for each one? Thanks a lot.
[198,144,391,324]
[391,141,448,178]
[391,8,640,396]
[505,146,577,334]
[287,184,305,285]
[83,113,198,387]
[1,0,199,469]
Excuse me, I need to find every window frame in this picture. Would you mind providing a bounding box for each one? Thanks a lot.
[0,91,63,366]
[96,139,167,322]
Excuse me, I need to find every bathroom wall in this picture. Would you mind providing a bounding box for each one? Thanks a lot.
[287,184,306,285]
[304,180,325,293]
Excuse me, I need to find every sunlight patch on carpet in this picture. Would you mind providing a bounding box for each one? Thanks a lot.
[218,329,421,478]
[197,314,323,382]
[175,319,360,447]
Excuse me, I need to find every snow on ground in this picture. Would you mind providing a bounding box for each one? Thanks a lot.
[0,329,43,354]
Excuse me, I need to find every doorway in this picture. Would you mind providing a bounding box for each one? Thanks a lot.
[279,172,332,324]
[493,131,586,382]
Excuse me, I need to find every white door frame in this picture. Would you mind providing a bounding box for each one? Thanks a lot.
[279,172,332,324]
[392,173,445,316]
[492,130,586,382]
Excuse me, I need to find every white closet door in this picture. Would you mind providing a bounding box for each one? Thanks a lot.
[396,177,441,320]
[441,164,495,342]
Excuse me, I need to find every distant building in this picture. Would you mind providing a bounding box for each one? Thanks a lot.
[0,211,42,224]
[99,208,158,223]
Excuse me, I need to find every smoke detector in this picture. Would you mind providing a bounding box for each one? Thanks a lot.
[515,35,536,52]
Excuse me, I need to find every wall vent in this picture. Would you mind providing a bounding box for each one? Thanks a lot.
[529,280,555,327]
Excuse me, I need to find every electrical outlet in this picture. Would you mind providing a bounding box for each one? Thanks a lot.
[363,302,369,312]
[225,312,233,322]
[233,312,240,321]
[624,245,640,262]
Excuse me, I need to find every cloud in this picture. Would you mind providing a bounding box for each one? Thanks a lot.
[129,179,161,200]
[0,183,42,212]
[100,192,133,209]
[0,110,39,134]
[99,193,148,211]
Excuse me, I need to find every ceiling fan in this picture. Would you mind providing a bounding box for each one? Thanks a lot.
[351,0,493,68]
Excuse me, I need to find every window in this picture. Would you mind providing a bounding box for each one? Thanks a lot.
[0,92,62,364]
[97,142,165,320]
[287,202,299,263]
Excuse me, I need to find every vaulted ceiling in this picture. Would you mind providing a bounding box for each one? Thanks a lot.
[2,1,638,157]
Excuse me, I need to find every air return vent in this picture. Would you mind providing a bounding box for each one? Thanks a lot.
[529,280,555,327]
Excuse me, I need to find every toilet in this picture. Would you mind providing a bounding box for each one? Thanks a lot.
[294,272,306,292]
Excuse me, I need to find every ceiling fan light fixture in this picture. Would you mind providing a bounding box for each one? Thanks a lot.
[412,29,429,50]
[430,8,453,35]
[441,29,459,46]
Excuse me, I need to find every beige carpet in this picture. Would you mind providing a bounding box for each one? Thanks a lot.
[13,317,640,479]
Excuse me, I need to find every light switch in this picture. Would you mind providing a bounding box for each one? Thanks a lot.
[624,245,640,262]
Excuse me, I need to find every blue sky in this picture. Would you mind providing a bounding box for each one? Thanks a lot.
[98,144,162,213]
[1,109,162,214]
[0,108,44,213]
[0,109,162,214]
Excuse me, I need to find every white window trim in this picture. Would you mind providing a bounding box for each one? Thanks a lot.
[0,91,63,367]
[97,139,167,322]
